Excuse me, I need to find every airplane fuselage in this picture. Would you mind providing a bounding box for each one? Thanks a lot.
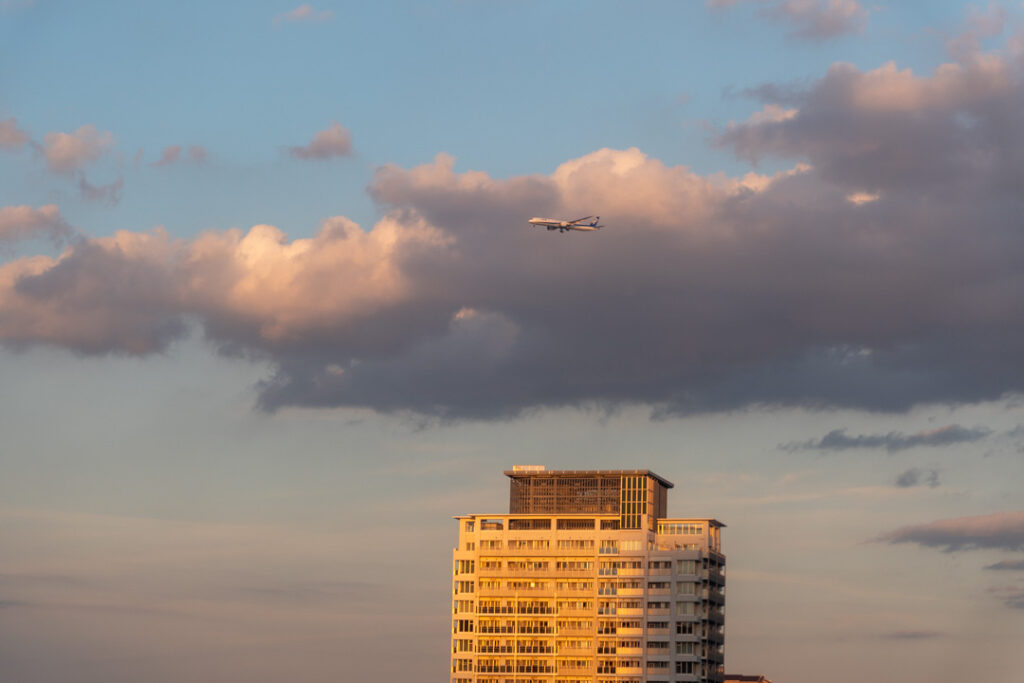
[528,216,600,232]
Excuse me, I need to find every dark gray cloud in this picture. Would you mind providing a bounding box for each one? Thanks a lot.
[78,174,123,206]
[984,559,1024,571]
[786,425,990,453]
[880,630,944,640]
[877,511,1024,552]
[988,585,1024,609]
[894,467,940,488]
[3,40,1024,419]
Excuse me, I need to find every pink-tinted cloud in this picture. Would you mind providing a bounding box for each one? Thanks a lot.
[0,117,29,150]
[274,4,333,25]
[0,216,446,357]
[289,122,352,160]
[188,145,208,163]
[716,45,1019,193]
[878,511,1024,552]
[0,205,71,246]
[40,125,114,174]
[771,0,866,40]
[152,145,208,166]
[152,145,181,166]
[707,0,866,40]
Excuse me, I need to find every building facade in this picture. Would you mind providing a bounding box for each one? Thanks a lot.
[451,467,726,683]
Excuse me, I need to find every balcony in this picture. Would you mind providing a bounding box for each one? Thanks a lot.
[617,646,642,655]
[617,626,643,636]
[617,607,644,617]
[558,606,594,616]
[617,587,644,597]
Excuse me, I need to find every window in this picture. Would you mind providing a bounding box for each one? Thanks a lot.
[676,642,698,655]
[481,540,502,550]
[464,520,475,533]
[657,522,704,535]
[464,541,475,551]
[676,661,696,674]
[454,619,474,633]
[455,560,475,575]
[676,602,697,615]
[558,539,595,550]
[509,518,552,530]
[676,582,696,594]
[599,540,619,554]
[557,518,595,530]
[676,560,697,574]
[676,621,695,635]
[508,539,550,550]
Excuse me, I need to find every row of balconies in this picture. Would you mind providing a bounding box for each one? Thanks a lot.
[475,665,555,674]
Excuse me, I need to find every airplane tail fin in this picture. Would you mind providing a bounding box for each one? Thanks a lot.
[590,216,600,227]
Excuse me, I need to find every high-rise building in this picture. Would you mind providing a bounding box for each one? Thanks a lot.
[451,467,726,683]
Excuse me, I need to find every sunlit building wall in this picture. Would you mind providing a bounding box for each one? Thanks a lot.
[451,467,726,683]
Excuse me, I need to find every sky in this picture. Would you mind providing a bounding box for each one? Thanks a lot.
[1,1,1023,681]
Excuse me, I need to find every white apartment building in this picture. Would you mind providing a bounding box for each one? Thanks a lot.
[451,467,726,683]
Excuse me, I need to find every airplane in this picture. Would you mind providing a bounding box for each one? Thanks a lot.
[528,215,602,233]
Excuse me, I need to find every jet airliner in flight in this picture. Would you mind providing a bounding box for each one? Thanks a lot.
[528,215,602,232]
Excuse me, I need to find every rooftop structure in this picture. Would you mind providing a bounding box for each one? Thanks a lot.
[451,468,726,683]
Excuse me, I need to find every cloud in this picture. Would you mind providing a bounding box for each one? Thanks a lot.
[152,145,208,166]
[78,175,123,206]
[985,559,1024,571]
[716,50,1022,196]
[0,0,35,12]
[707,0,866,40]
[786,425,991,453]
[274,4,333,25]
[0,205,72,246]
[289,122,352,160]
[880,630,944,640]
[0,117,29,150]
[877,511,1024,552]
[40,124,114,174]
[771,0,867,40]
[188,145,208,163]
[988,585,1024,609]
[3,40,1024,418]
[894,467,940,488]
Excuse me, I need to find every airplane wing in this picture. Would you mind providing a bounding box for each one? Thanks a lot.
[568,216,593,224]
[570,225,599,231]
